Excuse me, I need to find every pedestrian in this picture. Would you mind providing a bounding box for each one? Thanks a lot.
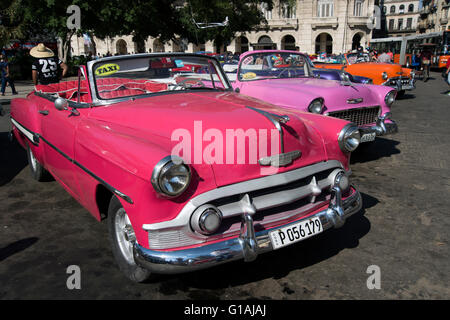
[30,43,68,85]
[387,50,394,61]
[419,47,432,82]
[377,49,391,63]
[444,57,450,95]
[411,52,421,71]
[0,54,18,96]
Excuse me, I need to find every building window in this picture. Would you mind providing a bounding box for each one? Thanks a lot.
[382,6,387,14]
[390,6,395,14]
[408,4,414,12]
[280,1,296,19]
[399,5,405,14]
[389,19,394,30]
[317,0,334,18]
[398,18,403,30]
[354,0,364,16]
[261,2,272,20]
[406,18,412,29]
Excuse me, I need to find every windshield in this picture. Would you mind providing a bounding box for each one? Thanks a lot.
[236,52,311,81]
[91,54,230,101]
[346,53,372,64]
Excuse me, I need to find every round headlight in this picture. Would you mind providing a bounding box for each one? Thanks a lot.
[382,72,388,80]
[338,123,361,153]
[151,156,191,197]
[385,90,396,106]
[308,98,324,114]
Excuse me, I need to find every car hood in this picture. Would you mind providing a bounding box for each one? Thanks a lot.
[351,62,405,75]
[87,91,328,187]
[241,78,379,112]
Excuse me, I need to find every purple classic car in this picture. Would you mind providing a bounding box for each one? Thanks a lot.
[226,50,398,144]
[223,56,373,84]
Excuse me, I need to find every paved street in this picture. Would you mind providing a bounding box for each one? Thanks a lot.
[0,74,449,300]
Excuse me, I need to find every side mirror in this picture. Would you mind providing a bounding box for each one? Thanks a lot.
[54,97,68,111]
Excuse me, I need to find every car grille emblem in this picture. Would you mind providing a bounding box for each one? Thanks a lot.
[258,150,302,167]
[347,98,363,104]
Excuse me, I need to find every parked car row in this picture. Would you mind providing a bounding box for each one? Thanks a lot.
[9,51,405,282]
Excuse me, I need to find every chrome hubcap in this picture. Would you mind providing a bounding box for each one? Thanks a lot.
[29,148,37,171]
[114,208,136,265]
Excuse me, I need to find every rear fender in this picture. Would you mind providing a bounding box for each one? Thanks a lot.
[10,97,45,163]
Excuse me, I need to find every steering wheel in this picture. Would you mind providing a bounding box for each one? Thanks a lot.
[276,67,298,79]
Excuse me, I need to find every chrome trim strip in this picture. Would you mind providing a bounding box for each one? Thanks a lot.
[134,187,362,274]
[10,118,40,145]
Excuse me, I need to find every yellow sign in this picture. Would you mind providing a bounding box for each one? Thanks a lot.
[95,63,120,76]
[242,72,256,80]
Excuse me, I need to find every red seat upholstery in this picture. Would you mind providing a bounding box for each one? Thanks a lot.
[35,80,90,103]
[35,78,168,102]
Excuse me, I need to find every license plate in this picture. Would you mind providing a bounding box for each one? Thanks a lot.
[269,217,323,250]
[361,132,376,143]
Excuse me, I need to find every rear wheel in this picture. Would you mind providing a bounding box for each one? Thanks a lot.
[107,196,152,283]
[27,145,52,182]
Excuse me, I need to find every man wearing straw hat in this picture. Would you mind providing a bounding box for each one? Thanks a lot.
[30,43,68,85]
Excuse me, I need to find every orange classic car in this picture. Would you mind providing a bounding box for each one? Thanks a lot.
[314,52,415,96]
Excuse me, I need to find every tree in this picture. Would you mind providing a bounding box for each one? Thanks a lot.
[1,0,276,58]
[176,0,273,51]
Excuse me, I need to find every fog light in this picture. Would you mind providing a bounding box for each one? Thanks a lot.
[191,205,223,235]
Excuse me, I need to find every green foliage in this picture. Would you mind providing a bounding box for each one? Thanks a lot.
[177,0,273,49]
[1,0,275,54]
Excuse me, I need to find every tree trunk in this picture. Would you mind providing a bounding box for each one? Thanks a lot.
[60,30,75,63]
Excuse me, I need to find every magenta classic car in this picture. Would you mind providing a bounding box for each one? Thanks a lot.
[10,53,362,282]
[226,50,398,144]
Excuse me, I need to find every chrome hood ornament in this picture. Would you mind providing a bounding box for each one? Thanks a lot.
[246,106,290,153]
[258,150,301,167]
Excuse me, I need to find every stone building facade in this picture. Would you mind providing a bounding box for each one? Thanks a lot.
[70,0,377,57]
[416,0,450,33]
[376,0,420,37]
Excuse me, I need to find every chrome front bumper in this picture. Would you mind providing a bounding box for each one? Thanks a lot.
[359,113,398,142]
[383,77,415,91]
[133,186,362,274]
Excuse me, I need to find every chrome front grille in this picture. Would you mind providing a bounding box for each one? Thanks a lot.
[328,106,380,126]
[145,161,346,250]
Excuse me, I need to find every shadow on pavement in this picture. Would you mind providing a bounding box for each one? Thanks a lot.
[397,93,415,100]
[0,237,39,262]
[0,132,28,186]
[155,192,376,295]
[351,137,400,164]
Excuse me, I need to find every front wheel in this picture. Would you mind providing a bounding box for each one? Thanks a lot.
[107,196,152,282]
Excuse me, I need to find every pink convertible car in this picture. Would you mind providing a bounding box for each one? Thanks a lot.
[225,50,398,144]
[10,53,362,282]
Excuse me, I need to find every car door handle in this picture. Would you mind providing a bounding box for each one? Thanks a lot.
[38,110,49,115]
